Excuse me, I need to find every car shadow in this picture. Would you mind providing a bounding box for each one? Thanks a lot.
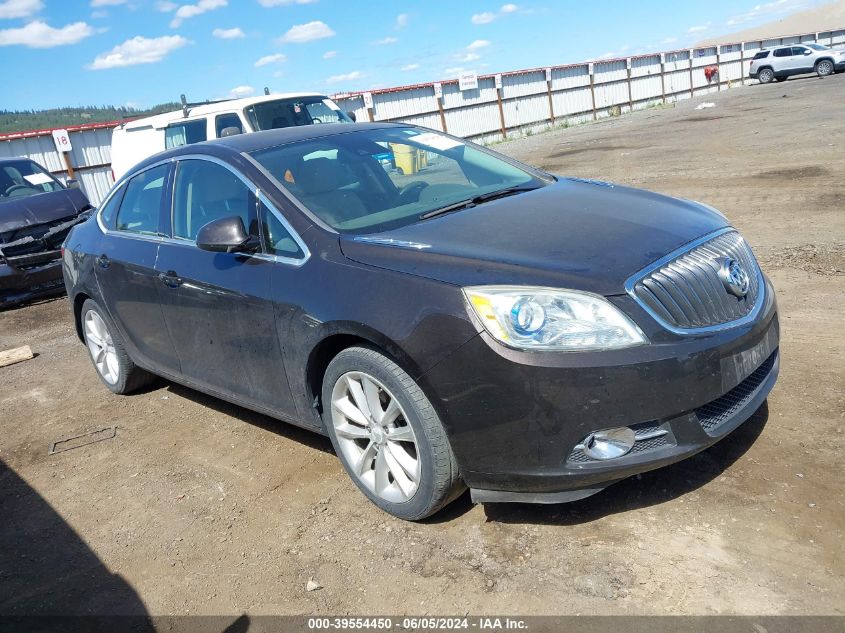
[0,458,154,623]
[163,382,334,456]
[479,402,770,526]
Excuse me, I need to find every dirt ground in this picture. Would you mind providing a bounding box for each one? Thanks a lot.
[1,76,843,618]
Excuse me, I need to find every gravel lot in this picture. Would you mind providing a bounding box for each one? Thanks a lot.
[1,75,843,618]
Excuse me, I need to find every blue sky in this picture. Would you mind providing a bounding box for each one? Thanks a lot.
[0,0,824,110]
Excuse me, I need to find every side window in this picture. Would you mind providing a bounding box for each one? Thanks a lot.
[98,184,125,229]
[773,48,791,58]
[215,113,243,137]
[165,119,207,149]
[172,160,257,241]
[791,46,808,56]
[753,51,769,60]
[259,198,304,259]
[115,165,168,235]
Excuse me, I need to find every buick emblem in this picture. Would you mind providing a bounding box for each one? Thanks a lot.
[716,257,750,298]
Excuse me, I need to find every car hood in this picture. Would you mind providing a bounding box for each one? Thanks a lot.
[339,178,729,295]
[0,188,90,234]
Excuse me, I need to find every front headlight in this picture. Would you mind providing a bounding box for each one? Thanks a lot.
[464,285,648,351]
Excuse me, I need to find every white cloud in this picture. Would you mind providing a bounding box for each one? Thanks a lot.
[89,34,188,68]
[322,50,336,59]
[444,66,465,75]
[255,52,286,66]
[0,20,94,48]
[0,0,43,19]
[213,26,244,38]
[472,4,519,25]
[466,39,490,50]
[91,0,126,6]
[325,70,364,84]
[456,52,480,62]
[258,0,317,5]
[661,36,677,45]
[278,20,334,43]
[228,85,254,97]
[727,0,806,26]
[395,12,408,28]
[687,23,710,34]
[471,12,495,24]
[400,63,418,71]
[170,0,226,28]
[373,36,397,45]
[156,0,177,10]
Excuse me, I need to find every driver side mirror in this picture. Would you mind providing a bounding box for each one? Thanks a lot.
[66,178,80,189]
[804,50,812,55]
[196,216,260,254]
[347,111,357,122]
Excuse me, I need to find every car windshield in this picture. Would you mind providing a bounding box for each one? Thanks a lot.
[807,43,830,51]
[0,160,63,204]
[249,127,549,234]
[244,97,352,131]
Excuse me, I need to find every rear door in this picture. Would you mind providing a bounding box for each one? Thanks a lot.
[771,47,793,73]
[94,163,180,374]
[154,157,297,416]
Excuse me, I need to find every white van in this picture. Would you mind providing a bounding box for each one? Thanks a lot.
[110,92,354,181]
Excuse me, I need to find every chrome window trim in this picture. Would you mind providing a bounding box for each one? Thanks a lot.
[96,159,171,237]
[254,190,310,267]
[624,227,766,335]
[98,154,310,267]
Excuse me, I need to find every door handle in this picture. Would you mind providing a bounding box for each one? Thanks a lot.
[96,254,110,269]
[158,271,183,288]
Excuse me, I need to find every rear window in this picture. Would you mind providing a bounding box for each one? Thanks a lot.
[0,159,63,204]
[753,51,770,59]
[165,119,207,149]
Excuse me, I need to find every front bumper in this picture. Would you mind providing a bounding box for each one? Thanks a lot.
[420,277,780,502]
[0,252,66,308]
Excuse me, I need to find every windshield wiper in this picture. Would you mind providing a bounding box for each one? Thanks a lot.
[419,185,540,220]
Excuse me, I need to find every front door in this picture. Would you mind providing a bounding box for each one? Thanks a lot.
[95,163,181,374]
[155,158,296,417]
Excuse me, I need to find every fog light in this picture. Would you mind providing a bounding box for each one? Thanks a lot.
[582,427,636,460]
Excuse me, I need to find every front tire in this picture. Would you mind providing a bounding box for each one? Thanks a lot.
[816,60,834,77]
[81,299,154,394]
[322,346,464,520]
[758,68,775,84]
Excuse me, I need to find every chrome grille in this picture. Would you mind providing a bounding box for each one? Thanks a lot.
[628,230,762,331]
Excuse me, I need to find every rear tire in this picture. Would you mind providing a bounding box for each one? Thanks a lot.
[322,346,464,521]
[816,60,834,77]
[81,299,155,395]
[758,68,775,84]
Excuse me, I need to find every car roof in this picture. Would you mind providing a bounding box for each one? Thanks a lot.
[123,122,407,180]
[0,156,35,165]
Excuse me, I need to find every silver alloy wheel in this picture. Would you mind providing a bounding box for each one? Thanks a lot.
[330,371,421,503]
[84,310,119,385]
[759,68,773,83]
[817,60,833,76]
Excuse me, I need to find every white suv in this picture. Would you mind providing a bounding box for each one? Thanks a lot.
[749,43,845,83]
